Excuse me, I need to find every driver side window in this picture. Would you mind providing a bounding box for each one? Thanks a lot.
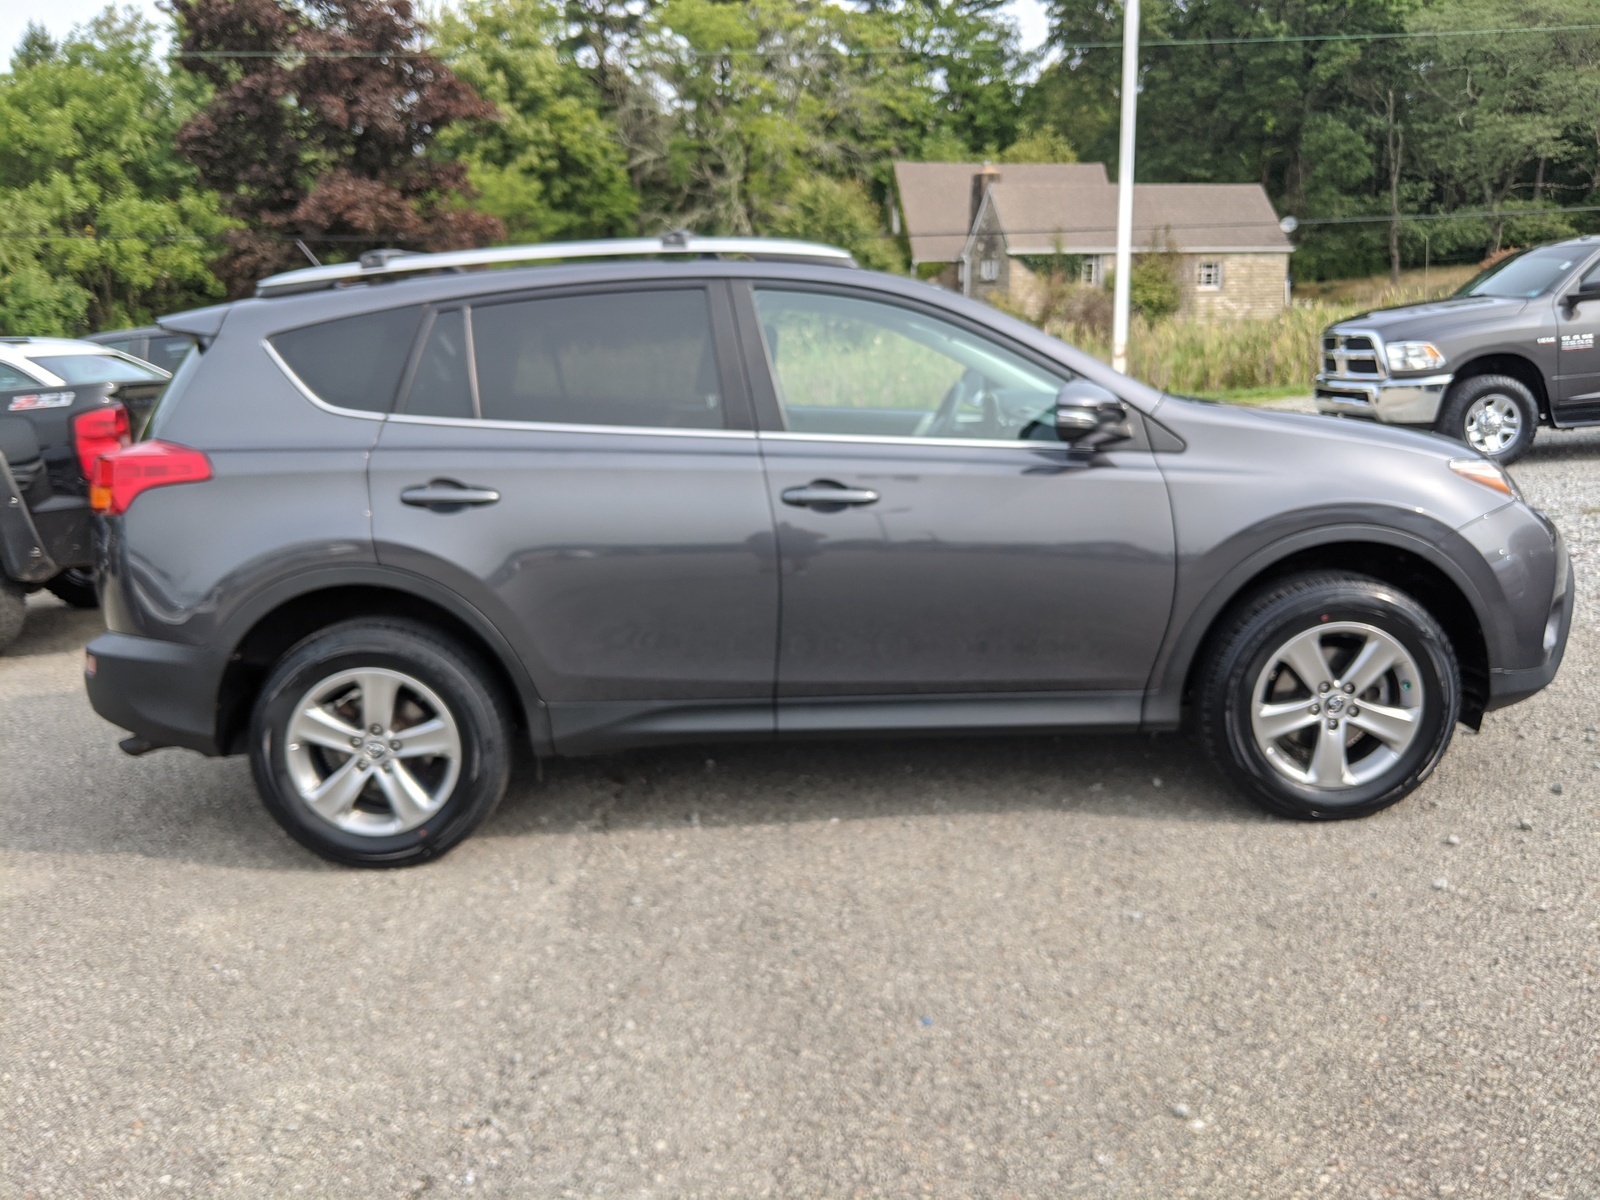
[753,288,1096,442]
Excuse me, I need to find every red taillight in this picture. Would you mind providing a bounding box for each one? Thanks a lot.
[89,441,212,516]
[73,404,131,480]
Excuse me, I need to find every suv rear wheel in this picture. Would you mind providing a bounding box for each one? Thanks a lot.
[249,619,512,866]
[1197,574,1459,820]
[1436,374,1537,464]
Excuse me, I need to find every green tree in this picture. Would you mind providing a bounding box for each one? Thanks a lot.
[434,0,638,241]
[0,7,231,334]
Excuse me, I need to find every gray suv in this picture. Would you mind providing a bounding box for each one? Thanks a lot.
[84,237,1571,866]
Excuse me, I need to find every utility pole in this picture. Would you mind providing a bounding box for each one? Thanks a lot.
[1111,0,1140,375]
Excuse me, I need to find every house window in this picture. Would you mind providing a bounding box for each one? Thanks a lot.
[1197,261,1223,290]
[979,258,999,283]
[1079,257,1101,287]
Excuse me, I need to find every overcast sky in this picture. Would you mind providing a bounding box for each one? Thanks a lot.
[2,0,1054,70]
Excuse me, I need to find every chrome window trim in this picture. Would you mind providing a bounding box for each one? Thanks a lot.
[757,430,1074,450]
[384,411,756,440]
[262,339,387,422]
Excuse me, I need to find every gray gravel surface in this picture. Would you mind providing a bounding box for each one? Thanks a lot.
[4,424,1600,1199]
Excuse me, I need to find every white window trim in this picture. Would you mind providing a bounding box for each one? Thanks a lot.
[1197,260,1224,290]
[1079,257,1101,287]
[979,258,1000,283]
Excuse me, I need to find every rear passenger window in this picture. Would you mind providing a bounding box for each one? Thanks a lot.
[401,310,475,419]
[270,307,421,412]
[471,290,723,428]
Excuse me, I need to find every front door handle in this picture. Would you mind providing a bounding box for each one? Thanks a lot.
[400,480,501,511]
[780,481,881,510]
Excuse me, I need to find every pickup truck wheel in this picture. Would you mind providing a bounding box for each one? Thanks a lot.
[45,568,99,609]
[1197,573,1459,820]
[0,577,24,652]
[249,618,513,867]
[1436,375,1537,464]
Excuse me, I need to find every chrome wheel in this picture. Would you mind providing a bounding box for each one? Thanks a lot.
[1463,394,1522,456]
[1250,622,1425,791]
[283,667,462,836]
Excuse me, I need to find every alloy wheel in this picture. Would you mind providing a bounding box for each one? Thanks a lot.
[282,667,462,836]
[1463,394,1522,456]
[1249,621,1425,790]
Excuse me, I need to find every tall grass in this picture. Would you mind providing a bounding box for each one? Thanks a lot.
[1019,277,1464,396]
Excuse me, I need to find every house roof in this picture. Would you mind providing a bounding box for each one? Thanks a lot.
[893,160,1292,261]
[892,161,1110,263]
[987,181,1293,255]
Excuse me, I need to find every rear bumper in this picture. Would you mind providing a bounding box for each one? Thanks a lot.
[1314,374,1453,425]
[84,631,226,755]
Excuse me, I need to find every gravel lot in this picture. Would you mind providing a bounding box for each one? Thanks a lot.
[4,420,1599,1199]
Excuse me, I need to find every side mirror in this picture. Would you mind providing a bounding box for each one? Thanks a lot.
[1054,382,1132,449]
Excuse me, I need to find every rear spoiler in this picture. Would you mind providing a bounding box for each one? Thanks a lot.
[155,302,232,346]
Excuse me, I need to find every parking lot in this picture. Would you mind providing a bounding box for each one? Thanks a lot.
[3,421,1598,1199]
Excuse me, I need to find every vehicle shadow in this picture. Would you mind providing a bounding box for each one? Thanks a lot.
[1521,425,1600,463]
[5,593,104,658]
[0,727,1262,872]
[482,730,1264,844]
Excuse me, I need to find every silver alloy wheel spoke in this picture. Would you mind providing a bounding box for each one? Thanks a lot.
[283,666,462,837]
[375,761,436,826]
[1278,629,1335,691]
[1309,723,1353,787]
[305,757,368,822]
[1466,395,1519,455]
[289,705,363,752]
[358,670,401,733]
[1346,700,1417,748]
[393,716,458,759]
[1249,620,1425,792]
[1255,699,1321,741]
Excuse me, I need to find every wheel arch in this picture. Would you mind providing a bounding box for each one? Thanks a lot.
[1157,533,1492,733]
[1446,353,1550,422]
[215,568,550,757]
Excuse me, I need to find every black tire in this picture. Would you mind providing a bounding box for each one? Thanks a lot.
[45,568,99,609]
[0,576,24,653]
[248,618,512,867]
[1435,374,1538,465]
[1196,573,1459,820]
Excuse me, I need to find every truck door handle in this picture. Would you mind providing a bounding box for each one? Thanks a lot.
[400,481,501,511]
[780,481,880,509]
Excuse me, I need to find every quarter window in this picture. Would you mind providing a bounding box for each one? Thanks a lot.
[0,363,40,389]
[270,306,422,412]
[470,290,723,429]
[753,288,1099,442]
[1197,261,1223,289]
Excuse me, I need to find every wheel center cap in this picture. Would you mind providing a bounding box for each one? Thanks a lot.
[1325,695,1346,715]
[364,739,389,760]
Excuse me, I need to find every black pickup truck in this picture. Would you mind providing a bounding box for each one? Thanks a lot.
[0,382,136,650]
[1316,236,1600,464]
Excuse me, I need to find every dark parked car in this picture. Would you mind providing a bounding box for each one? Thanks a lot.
[84,325,196,376]
[1317,236,1600,464]
[0,364,132,645]
[85,237,1571,866]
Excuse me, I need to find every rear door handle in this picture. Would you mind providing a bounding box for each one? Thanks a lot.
[780,481,880,509]
[400,480,501,511]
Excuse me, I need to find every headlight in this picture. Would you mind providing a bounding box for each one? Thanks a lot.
[1449,456,1521,500]
[1386,341,1447,372]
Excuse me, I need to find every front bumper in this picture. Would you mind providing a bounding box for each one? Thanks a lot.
[1314,373,1453,425]
[1483,519,1571,711]
[84,631,227,755]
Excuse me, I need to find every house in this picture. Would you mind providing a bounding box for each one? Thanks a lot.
[891,161,1294,319]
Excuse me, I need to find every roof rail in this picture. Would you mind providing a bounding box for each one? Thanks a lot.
[255,235,857,297]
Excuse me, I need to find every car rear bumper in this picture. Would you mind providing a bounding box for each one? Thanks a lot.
[84,631,226,755]
[1314,373,1453,425]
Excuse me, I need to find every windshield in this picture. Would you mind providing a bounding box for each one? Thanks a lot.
[29,353,167,384]
[1454,246,1586,299]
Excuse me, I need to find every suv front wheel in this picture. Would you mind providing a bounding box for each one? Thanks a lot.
[249,618,512,866]
[1436,374,1537,464]
[1197,574,1459,820]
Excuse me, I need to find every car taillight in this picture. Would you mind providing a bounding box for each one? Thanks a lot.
[73,404,131,479]
[89,441,212,516]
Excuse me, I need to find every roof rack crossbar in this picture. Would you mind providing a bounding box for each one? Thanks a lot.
[256,235,856,297]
